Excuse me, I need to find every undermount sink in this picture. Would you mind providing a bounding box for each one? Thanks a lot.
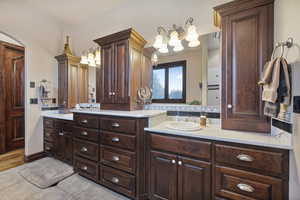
[164,121,201,131]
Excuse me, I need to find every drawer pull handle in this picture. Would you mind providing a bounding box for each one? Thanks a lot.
[178,161,182,165]
[112,156,120,161]
[59,132,64,136]
[111,177,119,183]
[237,154,254,162]
[81,119,88,124]
[81,131,88,136]
[81,147,88,152]
[112,123,120,128]
[112,137,120,142]
[171,160,176,164]
[46,133,51,137]
[237,183,255,193]
[81,166,88,171]
[45,146,51,150]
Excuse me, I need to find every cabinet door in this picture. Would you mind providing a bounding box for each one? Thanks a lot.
[64,132,73,165]
[150,151,177,200]
[101,43,114,104]
[178,156,211,200]
[221,5,272,132]
[114,40,129,104]
[55,130,65,161]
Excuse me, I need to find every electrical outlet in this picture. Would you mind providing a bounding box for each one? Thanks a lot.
[30,81,35,88]
[30,98,38,104]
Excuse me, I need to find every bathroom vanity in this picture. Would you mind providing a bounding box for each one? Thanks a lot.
[42,110,291,200]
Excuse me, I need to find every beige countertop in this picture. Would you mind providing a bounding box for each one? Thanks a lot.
[145,121,292,150]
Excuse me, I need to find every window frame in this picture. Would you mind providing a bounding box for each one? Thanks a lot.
[152,60,187,103]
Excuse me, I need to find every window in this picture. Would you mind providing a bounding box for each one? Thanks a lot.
[152,61,186,103]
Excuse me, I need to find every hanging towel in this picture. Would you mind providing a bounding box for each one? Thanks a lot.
[277,57,291,105]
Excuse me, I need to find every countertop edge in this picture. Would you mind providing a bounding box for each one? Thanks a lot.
[144,127,293,150]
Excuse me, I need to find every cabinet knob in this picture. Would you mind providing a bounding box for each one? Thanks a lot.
[237,154,254,162]
[171,160,176,164]
[81,166,88,171]
[227,104,233,109]
[112,156,120,161]
[178,161,182,165]
[111,177,119,184]
[237,183,255,193]
[81,119,88,124]
[109,92,113,96]
[81,131,88,136]
[45,146,51,151]
[112,122,120,128]
[112,92,116,96]
[112,137,120,142]
[81,147,88,152]
[59,132,64,136]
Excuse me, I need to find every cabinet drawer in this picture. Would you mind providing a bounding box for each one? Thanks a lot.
[100,165,135,198]
[150,134,211,160]
[101,131,136,151]
[44,118,55,128]
[56,120,75,132]
[74,156,98,182]
[100,145,136,174]
[74,127,99,142]
[215,166,283,200]
[74,114,99,129]
[100,117,136,134]
[74,139,99,161]
[44,128,56,142]
[215,144,285,175]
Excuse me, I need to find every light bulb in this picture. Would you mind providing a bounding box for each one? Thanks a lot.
[173,42,184,52]
[80,55,88,65]
[188,39,200,47]
[88,52,95,63]
[168,31,180,47]
[158,43,169,53]
[95,47,101,65]
[89,59,96,67]
[153,34,163,49]
[186,25,199,42]
[151,53,158,64]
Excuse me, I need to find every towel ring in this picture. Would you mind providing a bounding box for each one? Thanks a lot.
[271,37,294,60]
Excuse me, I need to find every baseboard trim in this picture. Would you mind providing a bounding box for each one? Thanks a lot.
[24,151,46,163]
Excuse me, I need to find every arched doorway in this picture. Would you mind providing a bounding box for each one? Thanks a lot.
[0,32,25,170]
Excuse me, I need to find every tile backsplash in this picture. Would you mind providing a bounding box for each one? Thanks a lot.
[144,103,220,113]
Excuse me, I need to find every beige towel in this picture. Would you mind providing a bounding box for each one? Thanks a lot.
[259,57,291,104]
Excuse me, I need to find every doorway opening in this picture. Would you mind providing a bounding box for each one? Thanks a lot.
[0,32,25,171]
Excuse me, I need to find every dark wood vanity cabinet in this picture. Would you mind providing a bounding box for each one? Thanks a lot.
[72,113,148,200]
[147,132,289,200]
[43,118,74,165]
[94,28,152,111]
[214,0,274,133]
[148,134,212,200]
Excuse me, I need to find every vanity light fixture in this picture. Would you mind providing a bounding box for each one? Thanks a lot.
[80,47,101,67]
[152,17,201,54]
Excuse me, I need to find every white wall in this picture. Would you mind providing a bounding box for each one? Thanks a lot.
[274,0,300,199]
[0,1,64,156]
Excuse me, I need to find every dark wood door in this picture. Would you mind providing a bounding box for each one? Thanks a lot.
[221,4,272,133]
[177,156,211,200]
[0,42,25,152]
[150,151,177,200]
[114,40,129,104]
[100,43,114,104]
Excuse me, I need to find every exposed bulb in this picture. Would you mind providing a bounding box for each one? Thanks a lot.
[168,31,180,47]
[89,59,96,67]
[158,43,169,53]
[80,55,89,65]
[188,39,200,47]
[153,34,163,49]
[186,25,199,42]
[151,53,158,65]
[173,41,184,52]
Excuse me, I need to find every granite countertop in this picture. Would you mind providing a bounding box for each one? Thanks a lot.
[70,109,166,118]
[145,121,293,150]
[41,110,74,121]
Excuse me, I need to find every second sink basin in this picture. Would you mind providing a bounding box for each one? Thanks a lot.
[164,121,201,131]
